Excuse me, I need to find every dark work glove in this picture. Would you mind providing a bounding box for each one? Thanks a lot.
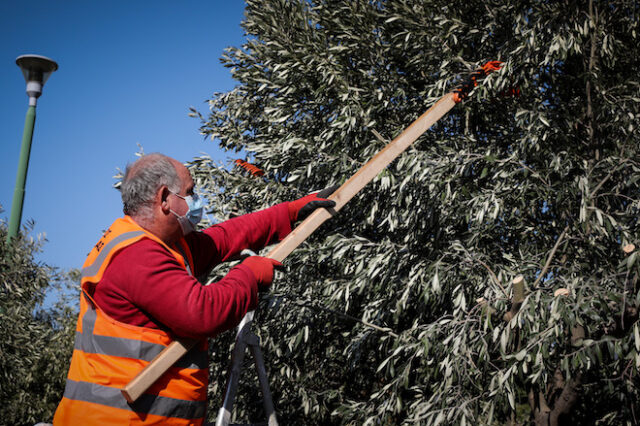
[288,185,339,222]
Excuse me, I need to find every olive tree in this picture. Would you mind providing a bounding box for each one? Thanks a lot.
[0,219,77,425]
[191,0,640,424]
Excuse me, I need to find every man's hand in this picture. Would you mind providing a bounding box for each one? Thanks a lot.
[288,185,339,222]
[241,256,284,290]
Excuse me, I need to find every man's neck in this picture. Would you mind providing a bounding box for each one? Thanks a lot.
[130,214,178,246]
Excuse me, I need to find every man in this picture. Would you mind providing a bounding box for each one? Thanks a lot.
[53,153,335,425]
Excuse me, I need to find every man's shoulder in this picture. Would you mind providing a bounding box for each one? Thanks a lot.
[107,236,178,270]
[120,236,173,256]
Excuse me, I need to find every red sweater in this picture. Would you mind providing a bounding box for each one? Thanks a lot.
[93,203,292,339]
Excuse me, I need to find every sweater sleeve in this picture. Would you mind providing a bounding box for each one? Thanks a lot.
[186,202,292,276]
[95,239,260,339]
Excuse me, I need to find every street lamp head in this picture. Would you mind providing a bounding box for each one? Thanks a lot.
[16,54,58,106]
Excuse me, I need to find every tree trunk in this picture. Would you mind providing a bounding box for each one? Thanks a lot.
[529,373,582,426]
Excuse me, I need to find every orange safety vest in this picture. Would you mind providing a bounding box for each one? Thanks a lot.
[53,216,208,425]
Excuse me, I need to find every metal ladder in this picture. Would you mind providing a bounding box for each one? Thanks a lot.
[215,251,278,426]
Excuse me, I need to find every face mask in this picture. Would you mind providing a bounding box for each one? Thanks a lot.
[170,192,205,235]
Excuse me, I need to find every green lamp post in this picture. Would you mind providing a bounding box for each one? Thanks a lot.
[7,55,58,242]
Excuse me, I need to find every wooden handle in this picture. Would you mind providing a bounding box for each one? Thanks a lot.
[267,93,457,261]
[122,92,458,402]
[121,339,196,403]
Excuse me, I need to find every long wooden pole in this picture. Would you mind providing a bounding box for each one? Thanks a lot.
[122,92,459,403]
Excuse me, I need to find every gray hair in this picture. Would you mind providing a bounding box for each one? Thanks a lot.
[121,153,181,217]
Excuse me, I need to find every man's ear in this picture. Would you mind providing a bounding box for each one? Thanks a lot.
[159,186,171,213]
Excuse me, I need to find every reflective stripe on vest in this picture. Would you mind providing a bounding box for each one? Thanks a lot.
[54,217,207,426]
[81,230,145,278]
[63,379,206,420]
[75,297,207,370]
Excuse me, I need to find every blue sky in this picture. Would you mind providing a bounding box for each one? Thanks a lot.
[0,1,246,271]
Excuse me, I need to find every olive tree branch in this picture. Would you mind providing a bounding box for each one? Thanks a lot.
[267,292,400,338]
[533,225,569,288]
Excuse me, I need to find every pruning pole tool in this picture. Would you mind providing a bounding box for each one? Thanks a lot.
[122,60,503,403]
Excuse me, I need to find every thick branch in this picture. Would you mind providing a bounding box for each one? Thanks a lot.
[549,374,583,426]
[504,276,526,322]
[531,371,582,426]
[529,388,551,426]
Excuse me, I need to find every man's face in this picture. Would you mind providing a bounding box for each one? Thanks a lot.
[174,161,195,208]
[168,161,195,217]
